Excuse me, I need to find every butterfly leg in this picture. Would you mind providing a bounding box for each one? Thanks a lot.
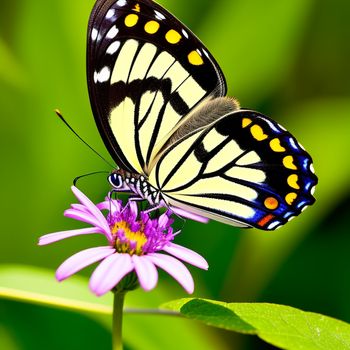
[107,188,135,214]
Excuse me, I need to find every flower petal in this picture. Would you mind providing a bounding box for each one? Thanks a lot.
[170,206,209,223]
[132,255,158,291]
[146,253,194,294]
[70,203,91,214]
[38,227,102,246]
[64,209,102,228]
[71,186,111,233]
[97,200,122,214]
[89,253,134,296]
[162,243,209,270]
[56,246,115,281]
[158,212,170,229]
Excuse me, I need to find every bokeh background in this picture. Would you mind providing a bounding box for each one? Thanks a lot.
[1,0,349,349]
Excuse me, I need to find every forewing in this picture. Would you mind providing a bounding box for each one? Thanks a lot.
[87,0,226,174]
[149,110,318,230]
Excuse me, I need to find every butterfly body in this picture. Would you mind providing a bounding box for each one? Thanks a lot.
[87,0,318,230]
[109,169,162,205]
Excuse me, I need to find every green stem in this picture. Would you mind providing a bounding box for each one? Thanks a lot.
[112,291,125,350]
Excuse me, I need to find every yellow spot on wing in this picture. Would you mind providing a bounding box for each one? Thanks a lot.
[165,29,181,44]
[285,192,297,205]
[287,174,300,189]
[133,3,141,12]
[283,155,297,170]
[188,50,204,65]
[250,124,268,141]
[270,138,286,152]
[125,14,139,27]
[144,20,160,34]
[264,197,279,210]
[242,118,252,128]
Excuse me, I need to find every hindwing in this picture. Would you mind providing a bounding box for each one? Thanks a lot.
[149,108,317,230]
[87,0,226,175]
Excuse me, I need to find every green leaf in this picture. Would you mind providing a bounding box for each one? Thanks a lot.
[0,265,228,350]
[163,298,350,350]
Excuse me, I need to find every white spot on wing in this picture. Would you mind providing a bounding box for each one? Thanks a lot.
[203,49,210,58]
[289,137,298,151]
[106,9,115,19]
[278,123,286,131]
[106,25,119,39]
[95,67,111,83]
[310,163,315,173]
[116,0,127,6]
[267,221,280,230]
[311,185,316,195]
[154,10,166,20]
[106,41,121,55]
[298,141,306,151]
[301,205,309,212]
[182,29,189,39]
[91,28,98,41]
[261,117,281,133]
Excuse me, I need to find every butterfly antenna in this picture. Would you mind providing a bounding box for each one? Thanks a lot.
[73,171,110,186]
[55,109,115,169]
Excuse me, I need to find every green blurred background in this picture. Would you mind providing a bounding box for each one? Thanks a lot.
[1,0,349,349]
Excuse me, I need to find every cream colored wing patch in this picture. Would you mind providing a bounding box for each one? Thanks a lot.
[107,39,208,173]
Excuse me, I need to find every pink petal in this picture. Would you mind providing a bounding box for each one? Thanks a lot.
[158,212,170,229]
[96,201,110,210]
[97,200,122,214]
[132,255,158,291]
[64,209,102,228]
[146,253,194,294]
[170,206,209,223]
[89,253,134,296]
[56,246,115,281]
[38,227,102,246]
[71,186,110,234]
[71,203,90,214]
[64,209,112,241]
[162,243,209,270]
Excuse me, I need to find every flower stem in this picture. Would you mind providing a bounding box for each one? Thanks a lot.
[112,291,125,350]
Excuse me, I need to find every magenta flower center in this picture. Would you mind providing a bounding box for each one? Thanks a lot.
[111,220,148,256]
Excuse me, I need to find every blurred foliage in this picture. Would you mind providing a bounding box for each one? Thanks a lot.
[0,0,349,349]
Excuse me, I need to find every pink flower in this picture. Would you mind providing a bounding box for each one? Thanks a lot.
[39,186,208,296]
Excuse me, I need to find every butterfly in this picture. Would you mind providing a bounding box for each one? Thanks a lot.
[87,0,318,230]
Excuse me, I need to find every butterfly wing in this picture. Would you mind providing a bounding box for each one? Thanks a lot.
[87,0,226,174]
[148,108,318,230]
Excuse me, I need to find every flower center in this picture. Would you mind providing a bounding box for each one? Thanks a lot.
[111,220,147,256]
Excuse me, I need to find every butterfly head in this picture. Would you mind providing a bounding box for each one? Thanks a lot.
[108,170,125,189]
